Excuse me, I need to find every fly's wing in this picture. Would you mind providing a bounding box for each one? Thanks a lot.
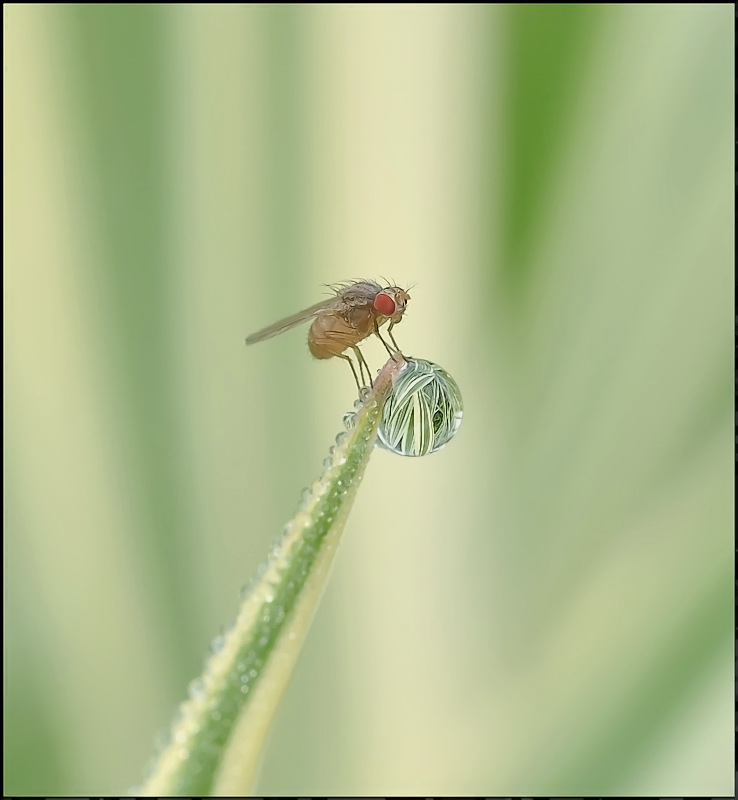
[245,296,338,345]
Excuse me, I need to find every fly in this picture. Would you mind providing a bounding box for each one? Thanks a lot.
[245,280,411,391]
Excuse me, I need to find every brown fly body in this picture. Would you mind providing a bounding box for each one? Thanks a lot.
[245,279,411,391]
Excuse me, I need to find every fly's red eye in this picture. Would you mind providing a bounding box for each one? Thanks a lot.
[374,293,396,316]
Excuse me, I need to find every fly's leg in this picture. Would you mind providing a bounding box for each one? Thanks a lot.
[387,321,403,354]
[350,345,373,386]
[336,352,363,394]
[373,320,397,358]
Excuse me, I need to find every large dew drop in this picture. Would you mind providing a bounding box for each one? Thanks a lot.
[376,358,463,457]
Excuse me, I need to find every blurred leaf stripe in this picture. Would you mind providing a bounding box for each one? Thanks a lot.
[500,3,607,293]
[544,563,732,793]
[63,5,200,670]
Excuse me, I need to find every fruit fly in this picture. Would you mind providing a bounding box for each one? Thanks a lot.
[245,280,411,391]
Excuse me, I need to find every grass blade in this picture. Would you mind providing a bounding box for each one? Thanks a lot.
[140,356,405,796]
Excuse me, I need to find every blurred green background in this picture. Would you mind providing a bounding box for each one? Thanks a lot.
[4,4,733,796]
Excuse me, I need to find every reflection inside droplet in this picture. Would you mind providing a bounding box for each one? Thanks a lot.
[376,358,463,457]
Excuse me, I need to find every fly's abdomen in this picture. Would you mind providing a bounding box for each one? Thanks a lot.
[308,312,372,359]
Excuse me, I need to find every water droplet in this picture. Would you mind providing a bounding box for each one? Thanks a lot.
[343,411,357,430]
[241,684,250,694]
[278,524,293,545]
[377,358,463,457]
[187,679,204,700]
[250,669,258,678]
[210,634,224,654]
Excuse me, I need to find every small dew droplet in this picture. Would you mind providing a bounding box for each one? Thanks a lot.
[187,679,204,700]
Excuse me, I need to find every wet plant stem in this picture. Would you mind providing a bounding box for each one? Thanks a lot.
[139,354,405,797]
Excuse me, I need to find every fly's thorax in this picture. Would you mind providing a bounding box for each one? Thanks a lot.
[337,280,382,309]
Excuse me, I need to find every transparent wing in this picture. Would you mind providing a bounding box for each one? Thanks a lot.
[245,296,338,345]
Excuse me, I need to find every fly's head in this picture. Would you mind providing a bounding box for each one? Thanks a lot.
[373,286,411,323]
